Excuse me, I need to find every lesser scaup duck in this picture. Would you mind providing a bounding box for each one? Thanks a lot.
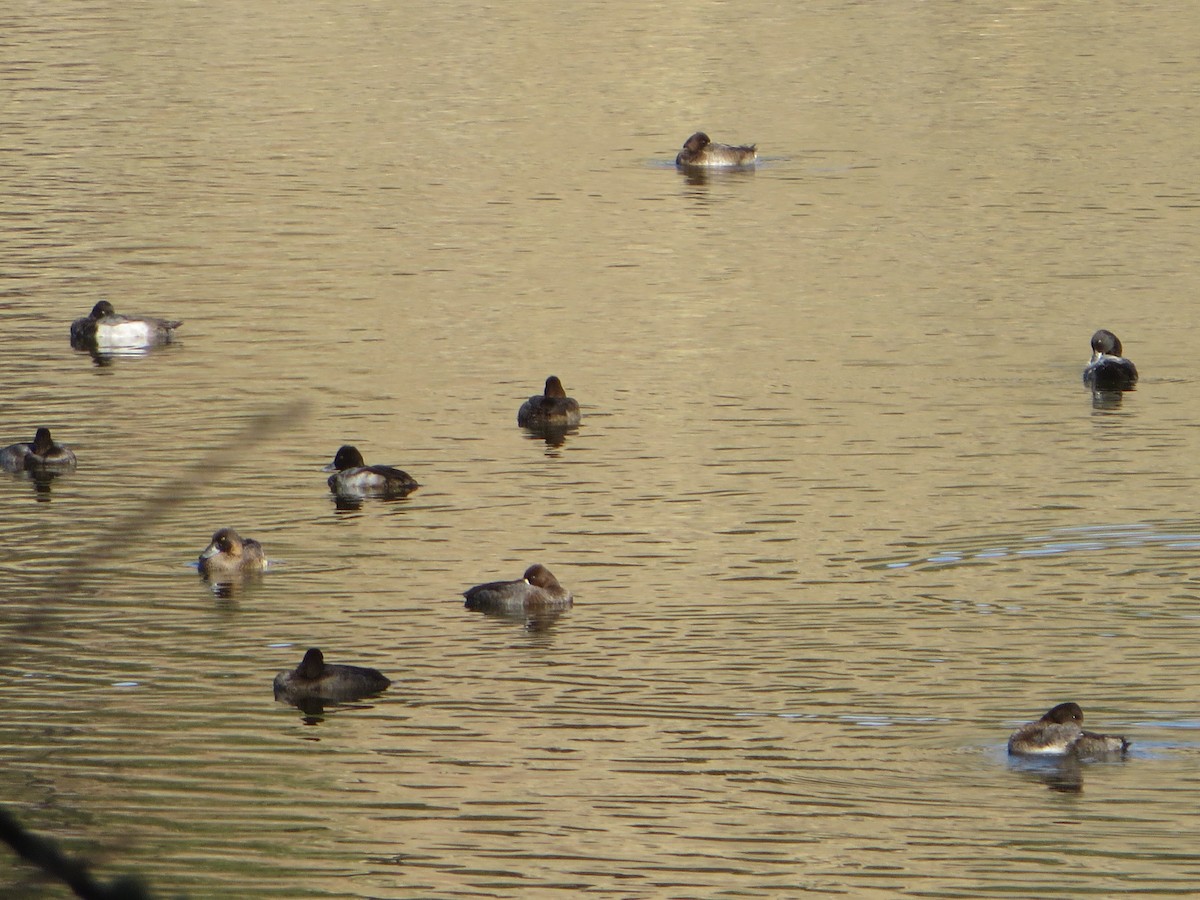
[1,428,76,473]
[70,300,182,351]
[517,376,581,429]
[198,527,266,577]
[22,428,77,473]
[1082,329,1138,391]
[463,564,572,613]
[675,132,758,168]
[323,445,418,498]
[273,647,391,702]
[1007,702,1129,758]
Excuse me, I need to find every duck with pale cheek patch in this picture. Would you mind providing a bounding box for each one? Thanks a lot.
[463,564,573,614]
[70,300,182,351]
[1082,329,1138,392]
[198,527,267,578]
[518,376,581,430]
[1007,702,1129,758]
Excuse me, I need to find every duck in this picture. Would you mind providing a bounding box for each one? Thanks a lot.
[463,563,572,613]
[517,376,581,429]
[70,300,182,351]
[1,428,76,473]
[1082,329,1138,391]
[675,132,758,168]
[197,527,266,578]
[22,428,77,472]
[273,647,391,702]
[1007,702,1129,758]
[323,445,418,498]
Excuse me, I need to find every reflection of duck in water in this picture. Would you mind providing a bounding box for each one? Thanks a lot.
[70,300,182,351]
[518,376,581,430]
[273,648,391,703]
[1082,329,1138,392]
[463,564,573,614]
[1007,702,1129,758]
[675,132,757,169]
[323,445,418,499]
[1,428,76,473]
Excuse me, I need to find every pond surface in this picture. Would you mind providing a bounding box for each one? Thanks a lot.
[3,1,1200,897]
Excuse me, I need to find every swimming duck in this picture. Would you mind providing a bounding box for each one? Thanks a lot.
[1007,702,1129,758]
[273,647,391,702]
[517,376,581,429]
[1082,329,1138,391]
[197,527,266,577]
[1,428,76,473]
[323,445,418,498]
[675,132,758,168]
[463,563,573,613]
[70,300,182,351]
[22,428,77,472]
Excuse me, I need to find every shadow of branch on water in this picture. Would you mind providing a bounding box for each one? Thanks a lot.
[1,402,308,899]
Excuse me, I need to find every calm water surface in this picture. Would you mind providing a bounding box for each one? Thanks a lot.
[3,1,1200,897]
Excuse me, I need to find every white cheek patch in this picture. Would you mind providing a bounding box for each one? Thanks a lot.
[97,321,154,348]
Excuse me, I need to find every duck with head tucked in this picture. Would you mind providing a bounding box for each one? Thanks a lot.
[518,376,581,430]
[1082,329,1138,392]
[323,445,419,499]
[197,527,267,578]
[1,428,76,473]
[463,564,572,614]
[675,132,758,169]
[70,300,182,352]
[273,647,391,703]
[1007,702,1129,759]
